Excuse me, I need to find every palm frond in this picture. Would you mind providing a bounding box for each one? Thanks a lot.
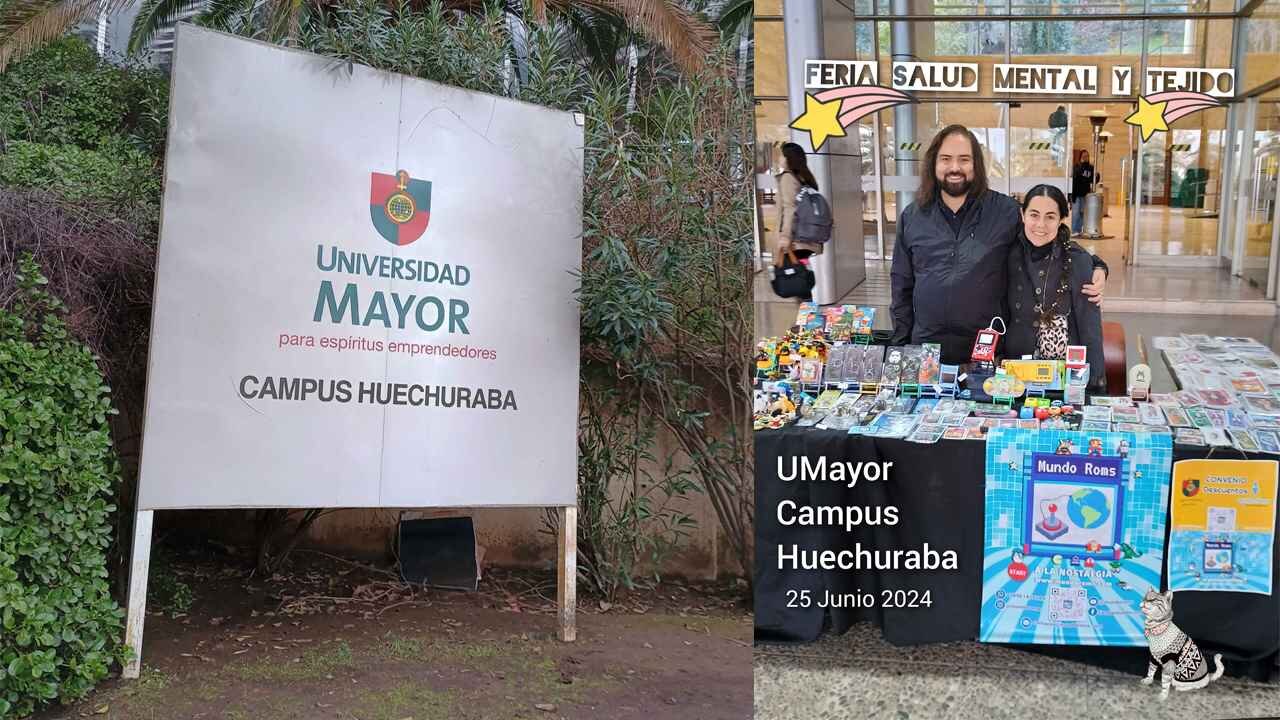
[127,0,205,53]
[196,0,259,31]
[0,0,105,72]
[715,0,749,37]
[562,5,624,69]
[565,0,717,73]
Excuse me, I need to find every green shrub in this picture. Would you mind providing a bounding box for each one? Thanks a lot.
[0,255,125,718]
[0,37,168,157]
[0,139,161,212]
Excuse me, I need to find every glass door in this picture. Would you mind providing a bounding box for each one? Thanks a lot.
[1248,101,1280,295]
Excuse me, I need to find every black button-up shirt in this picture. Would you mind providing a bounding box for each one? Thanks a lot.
[938,192,976,238]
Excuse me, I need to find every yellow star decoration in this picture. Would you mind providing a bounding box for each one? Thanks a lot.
[1125,96,1169,142]
[788,93,845,151]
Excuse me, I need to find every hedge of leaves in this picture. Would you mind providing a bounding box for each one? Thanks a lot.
[0,256,124,718]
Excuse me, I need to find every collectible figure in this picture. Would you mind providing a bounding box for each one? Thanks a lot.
[1140,589,1224,699]
[755,349,772,373]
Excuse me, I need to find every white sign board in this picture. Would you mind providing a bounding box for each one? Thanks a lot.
[892,62,978,93]
[137,25,583,510]
[994,64,1099,95]
[805,59,879,88]
[1145,67,1236,98]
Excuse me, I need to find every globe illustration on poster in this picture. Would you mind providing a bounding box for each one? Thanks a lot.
[1068,488,1112,530]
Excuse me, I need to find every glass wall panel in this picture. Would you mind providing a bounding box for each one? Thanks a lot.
[1244,0,1280,94]
[755,101,792,258]
[1008,19,1145,57]
[1010,102,1070,196]
[1125,17,1230,260]
[1243,103,1280,289]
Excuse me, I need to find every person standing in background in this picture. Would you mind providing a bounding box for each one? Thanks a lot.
[1070,149,1096,237]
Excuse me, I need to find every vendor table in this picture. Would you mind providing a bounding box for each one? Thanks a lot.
[754,428,1280,681]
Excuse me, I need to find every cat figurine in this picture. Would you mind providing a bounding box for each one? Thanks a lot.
[1139,588,1224,699]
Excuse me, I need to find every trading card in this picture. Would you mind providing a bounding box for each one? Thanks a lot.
[1202,428,1232,446]
[1231,377,1267,394]
[1243,394,1280,416]
[1137,403,1167,425]
[1083,405,1113,422]
[1254,429,1280,454]
[1174,389,1203,407]
[906,424,946,444]
[1186,406,1213,428]
[1111,406,1139,424]
[1198,390,1234,408]
[1162,406,1192,427]
[1230,429,1262,453]
[1174,428,1207,446]
[1225,408,1252,431]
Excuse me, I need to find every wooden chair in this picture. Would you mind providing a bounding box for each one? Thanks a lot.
[1102,321,1127,395]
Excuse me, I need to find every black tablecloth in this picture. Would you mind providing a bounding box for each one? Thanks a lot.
[755,428,1280,681]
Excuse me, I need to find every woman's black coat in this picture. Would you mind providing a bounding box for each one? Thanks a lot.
[1002,225,1106,391]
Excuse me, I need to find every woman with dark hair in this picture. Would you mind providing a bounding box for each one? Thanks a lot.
[1004,184,1105,390]
[775,142,825,262]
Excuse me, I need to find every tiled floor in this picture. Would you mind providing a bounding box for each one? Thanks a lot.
[756,623,1280,720]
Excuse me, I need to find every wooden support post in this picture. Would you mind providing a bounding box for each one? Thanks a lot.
[557,505,577,642]
[123,510,154,679]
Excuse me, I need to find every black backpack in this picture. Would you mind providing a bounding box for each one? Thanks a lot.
[792,187,833,245]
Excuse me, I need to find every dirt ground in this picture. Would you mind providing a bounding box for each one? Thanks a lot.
[31,550,752,720]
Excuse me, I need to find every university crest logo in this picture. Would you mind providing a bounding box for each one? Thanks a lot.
[370,170,432,246]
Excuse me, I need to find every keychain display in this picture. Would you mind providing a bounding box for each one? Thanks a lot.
[970,316,1005,373]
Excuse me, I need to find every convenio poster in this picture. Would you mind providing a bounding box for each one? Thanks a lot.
[1168,459,1277,595]
[136,25,583,510]
[980,430,1172,646]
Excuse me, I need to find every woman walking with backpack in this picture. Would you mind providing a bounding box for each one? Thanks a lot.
[775,142,826,262]
[773,142,831,301]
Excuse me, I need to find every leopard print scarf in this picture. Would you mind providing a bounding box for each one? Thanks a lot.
[1031,234,1073,361]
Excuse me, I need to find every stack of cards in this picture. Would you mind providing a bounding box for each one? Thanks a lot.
[906,423,946,444]
[1137,403,1167,426]
[1083,405,1113,423]
[1254,429,1280,454]
[1090,396,1134,407]
[1174,428,1207,446]
[1163,406,1192,427]
[1230,429,1262,452]
[1111,406,1139,424]
[863,413,919,438]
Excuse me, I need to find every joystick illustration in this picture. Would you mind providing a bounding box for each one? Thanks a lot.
[1035,497,1069,541]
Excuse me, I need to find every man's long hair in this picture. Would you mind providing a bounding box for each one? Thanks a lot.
[918,124,989,208]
